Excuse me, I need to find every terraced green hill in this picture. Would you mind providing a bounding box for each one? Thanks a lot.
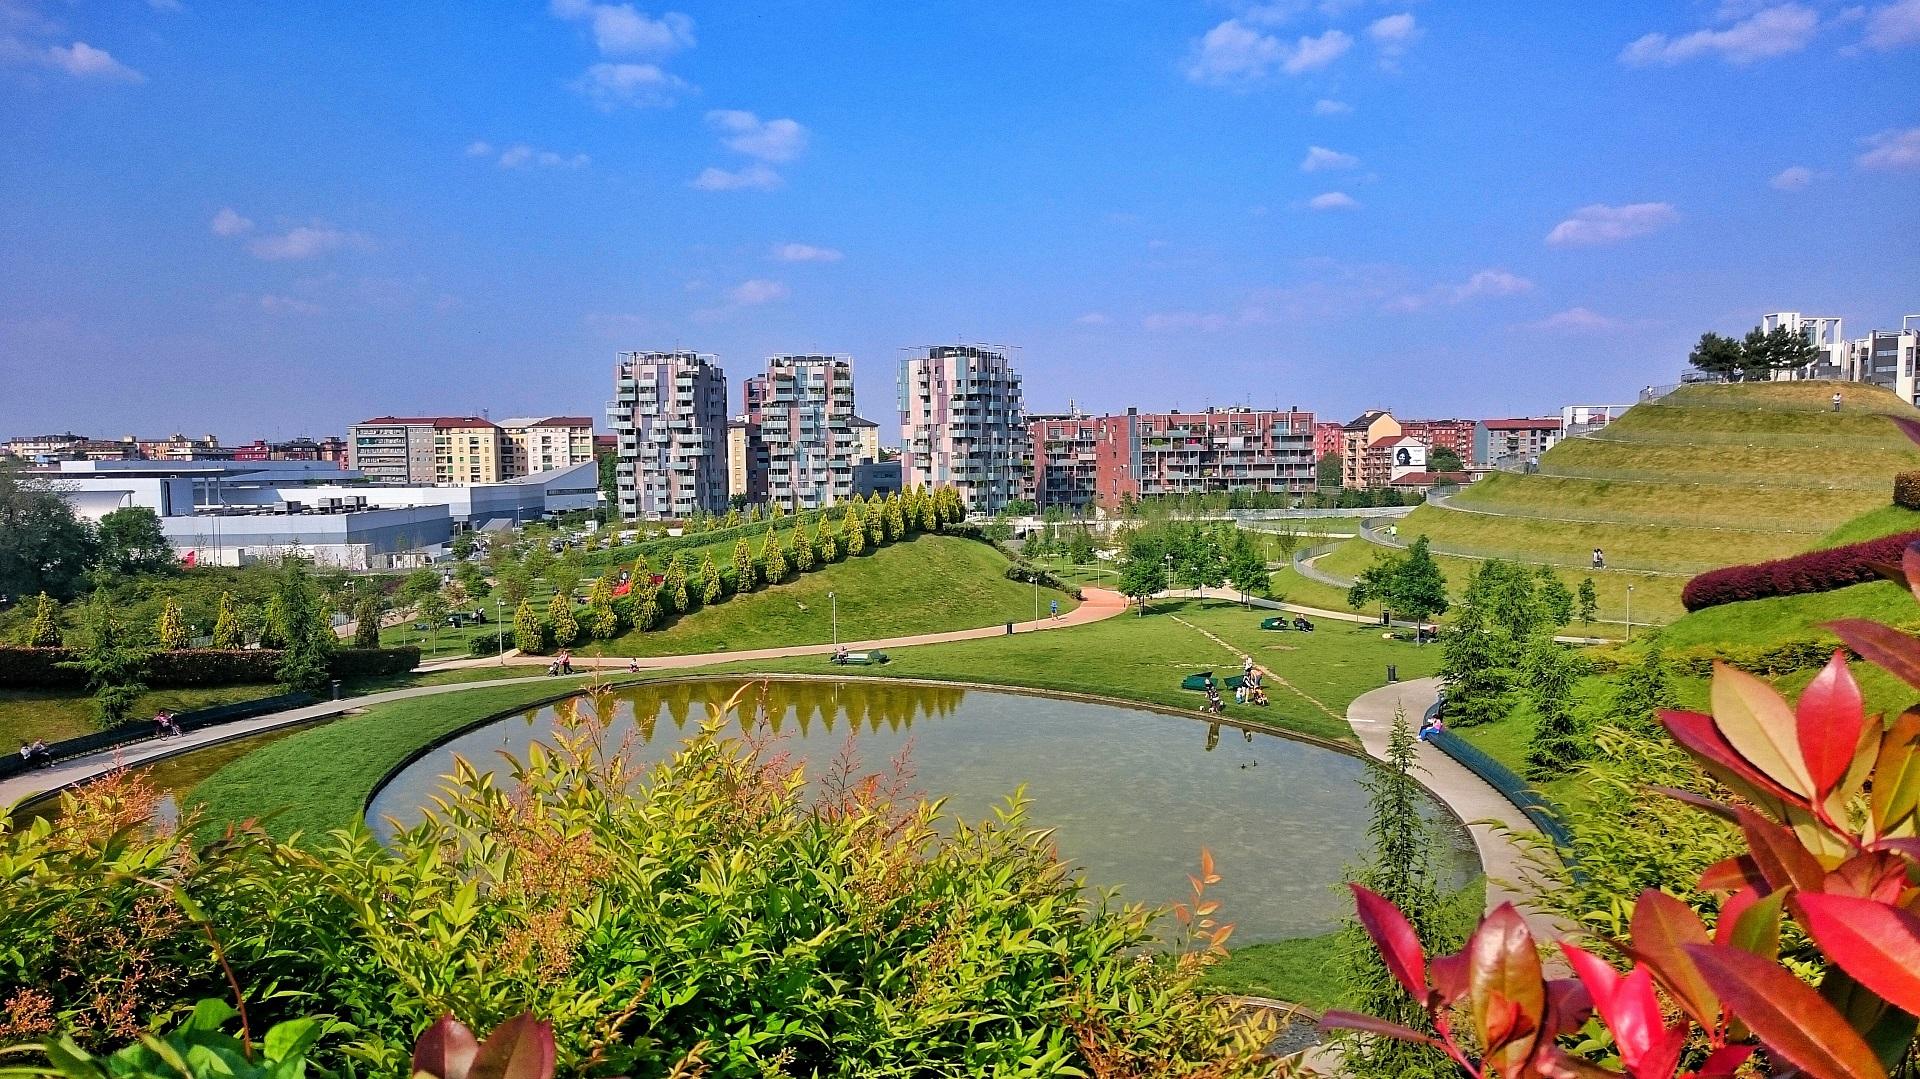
[1326,381,1920,629]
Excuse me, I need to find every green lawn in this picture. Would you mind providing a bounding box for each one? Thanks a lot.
[1200,933,1343,1008]
[1816,505,1920,547]
[0,683,284,749]
[579,535,1075,657]
[1315,538,1659,632]
[1392,503,1808,575]
[1446,472,1853,534]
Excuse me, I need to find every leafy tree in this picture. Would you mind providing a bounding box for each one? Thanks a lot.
[271,559,336,695]
[22,592,62,646]
[1336,711,1464,1078]
[1315,453,1342,488]
[521,544,553,581]
[1687,331,1746,380]
[453,560,489,599]
[352,595,383,648]
[790,520,816,573]
[699,552,723,604]
[1427,446,1463,474]
[1536,566,1574,627]
[62,597,149,728]
[1117,537,1169,615]
[761,529,788,582]
[548,557,583,602]
[1066,527,1095,565]
[497,566,530,607]
[450,532,476,561]
[586,574,619,640]
[546,590,579,649]
[1605,642,1676,735]
[1347,536,1448,622]
[732,538,758,591]
[95,506,174,577]
[513,598,544,653]
[1523,636,1588,780]
[0,464,97,601]
[155,599,190,650]
[255,597,286,649]
[1576,576,1599,625]
[1226,537,1269,604]
[398,568,439,607]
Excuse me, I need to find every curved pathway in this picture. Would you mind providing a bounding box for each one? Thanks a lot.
[2,588,1130,810]
[1346,676,1567,942]
[1160,586,1609,646]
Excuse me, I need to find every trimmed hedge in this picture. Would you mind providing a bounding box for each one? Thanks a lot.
[0,645,421,689]
[1680,529,1920,612]
[1897,472,1920,511]
[1589,636,1844,679]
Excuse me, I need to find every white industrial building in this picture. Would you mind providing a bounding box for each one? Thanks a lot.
[42,457,599,569]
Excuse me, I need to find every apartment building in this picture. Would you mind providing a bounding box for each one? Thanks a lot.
[347,417,506,484]
[1340,410,1402,488]
[755,354,860,511]
[608,351,728,519]
[137,434,233,461]
[1313,421,1344,463]
[1475,418,1563,465]
[1028,412,1105,510]
[899,344,1026,515]
[1398,419,1477,465]
[850,415,882,464]
[726,418,769,504]
[230,437,349,463]
[1025,407,1317,511]
[499,416,595,476]
[1847,320,1920,403]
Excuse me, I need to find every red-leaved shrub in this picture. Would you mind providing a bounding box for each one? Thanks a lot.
[1896,471,1920,510]
[1680,529,1920,611]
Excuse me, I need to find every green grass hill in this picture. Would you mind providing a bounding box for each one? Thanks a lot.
[578,533,1077,657]
[1312,381,1920,631]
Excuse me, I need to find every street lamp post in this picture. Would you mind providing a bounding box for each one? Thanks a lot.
[1626,584,1633,643]
[495,596,504,663]
[829,591,838,649]
[1032,573,1038,621]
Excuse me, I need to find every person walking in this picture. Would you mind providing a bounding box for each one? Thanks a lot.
[1591,547,1605,570]
[1832,391,1844,412]
[1049,599,1059,620]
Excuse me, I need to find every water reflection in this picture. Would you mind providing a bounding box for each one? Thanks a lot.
[369,677,1477,943]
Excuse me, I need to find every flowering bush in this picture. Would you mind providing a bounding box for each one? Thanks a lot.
[1329,542,1920,1076]
[1681,529,1920,611]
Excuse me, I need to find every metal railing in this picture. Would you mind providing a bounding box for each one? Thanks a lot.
[1427,721,1574,852]
[0,692,316,783]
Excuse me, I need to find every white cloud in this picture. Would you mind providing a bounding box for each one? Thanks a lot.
[494,143,590,169]
[1367,13,1420,62]
[465,140,494,157]
[209,208,253,236]
[147,0,184,11]
[41,41,143,82]
[1388,268,1534,311]
[773,243,842,262]
[1770,164,1815,189]
[1075,312,1110,325]
[1144,311,1234,333]
[245,224,369,261]
[706,110,808,162]
[258,294,321,316]
[1545,202,1678,246]
[1857,126,1920,170]
[1862,0,1920,48]
[690,163,782,191]
[1312,97,1352,115]
[1307,191,1359,210]
[549,0,694,57]
[1184,21,1350,84]
[1301,145,1359,171]
[728,279,788,306]
[1521,307,1622,332]
[1619,4,1819,65]
[570,62,689,109]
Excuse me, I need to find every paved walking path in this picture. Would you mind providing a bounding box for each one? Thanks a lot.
[422,586,1130,672]
[1345,676,1568,942]
[4,588,1130,810]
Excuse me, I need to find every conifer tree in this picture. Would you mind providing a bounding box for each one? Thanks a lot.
[700,551,723,604]
[1524,635,1589,779]
[1576,577,1600,624]
[885,495,906,541]
[547,589,579,649]
[352,596,383,648]
[271,558,335,694]
[1439,599,1507,728]
[1536,567,1575,627]
[790,520,816,572]
[843,506,867,555]
[513,598,544,653]
[820,527,839,562]
[732,538,757,591]
[62,597,149,729]
[919,487,938,531]
[723,508,741,529]
[587,574,619,640]
[23,592,61,647]
[209,591,244,649]
[634,590,661,632]
[666,553,691,612]
[865,496,885,546]
[761,528,789,582]
[257,596,287,650]
[1605,643,1676,734]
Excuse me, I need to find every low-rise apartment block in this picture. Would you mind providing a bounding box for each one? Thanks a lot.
[1028,407,1316,511]
[499,416,596,476]
[347,416,506,484]
[1475,417,1563,465]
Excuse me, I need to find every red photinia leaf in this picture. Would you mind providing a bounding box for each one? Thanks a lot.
[1713,887,1759,948]
[465,1014,556,1079]
[1829,618,1920,691]
[1698,854,1766,894]
[1795,893,1920,1019]
[1622,890,1719,1033]
[1428,950,1469,1007]
[1685,942,1888,1079]
[1711,664,1816,798]
[1797,651,1867,801]
[1349,882,1428,1002]
[1467,903,1546,1073]
[1890,415,1920,450]
[1870,711,1920,835]
[412,1015,480,1079]
[1823,851,1911,904]
[1904,543,1920,606]
[1650,785,1739,823]
[1317,1010,1437,1046]
[1692,1044,1757,1079]
[1728,888,1787,961]
[1562,945,1665,1073]
[1540,976,1594,1040]
[1870,836,1920,860]
[1659,709,1803,806]
[1733,805,1827,893]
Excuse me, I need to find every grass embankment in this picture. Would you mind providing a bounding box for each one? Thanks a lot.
[1312,539,1649,634]
[0,684,283,749]
[580,535,1074,657]
[186,674,651,840]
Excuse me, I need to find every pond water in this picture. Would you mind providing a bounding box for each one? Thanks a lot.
[8,725,307,829]
[367,678,1477,944]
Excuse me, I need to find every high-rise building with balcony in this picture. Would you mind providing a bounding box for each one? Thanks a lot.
[756,354,859,511]
[608,351,728,519]
[898,344,1025,514]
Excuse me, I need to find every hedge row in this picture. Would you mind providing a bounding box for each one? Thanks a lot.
[1897,472,1920,511]
[0,645,420,689]
[1679,529,1920,612]
[1588,636,1843,679]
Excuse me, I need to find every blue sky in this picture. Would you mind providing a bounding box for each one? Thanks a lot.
[2,1,1916,442]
